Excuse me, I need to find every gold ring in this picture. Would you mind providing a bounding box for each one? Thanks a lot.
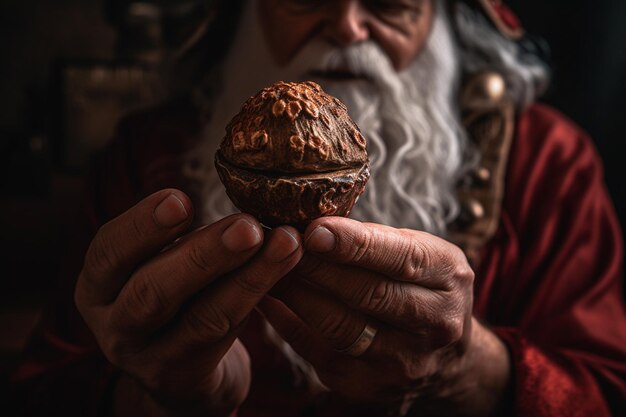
[336,324,378,357]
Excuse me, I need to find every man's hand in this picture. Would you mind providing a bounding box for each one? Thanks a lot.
[260,217,511,416]
[74,189,303,417]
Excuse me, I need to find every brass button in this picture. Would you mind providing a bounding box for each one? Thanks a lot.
[473,167,491,184]
[484,73,506,101]
[466,199,486,220]
[456,198,486,227]
[462,72,506,109]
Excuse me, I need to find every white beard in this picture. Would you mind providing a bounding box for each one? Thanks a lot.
[192,0,471,237]
[186,0,473,392]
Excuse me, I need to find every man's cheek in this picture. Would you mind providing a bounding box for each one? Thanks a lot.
[258,6,319,67]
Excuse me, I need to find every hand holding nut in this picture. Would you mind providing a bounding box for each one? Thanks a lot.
[215,81,370,231]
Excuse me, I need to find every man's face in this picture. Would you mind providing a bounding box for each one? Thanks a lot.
[258,0,434,71]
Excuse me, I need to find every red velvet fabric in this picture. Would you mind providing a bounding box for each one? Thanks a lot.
[9,100,626,416]
[476,104,626,416]
[490,2,522,31]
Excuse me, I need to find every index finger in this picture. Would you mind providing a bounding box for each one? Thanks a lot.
[302,217,471,288]
[77,189,193,306]
[148,226,304,352]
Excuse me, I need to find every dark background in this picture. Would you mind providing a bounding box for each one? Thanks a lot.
[1,0,625,391]
[510,0,626,237]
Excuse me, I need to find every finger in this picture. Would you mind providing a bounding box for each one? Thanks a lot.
[293,255,451,335]
[259,296,411,405]
[303,217,472,289]
[109,214,264,334]
[150,226,304,353]
[273,277,373,353]
[275,279,446,356]
[256,296,335,368]
[77,189,193,306]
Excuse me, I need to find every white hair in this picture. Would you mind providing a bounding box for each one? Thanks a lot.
[454,2,550,107]
[323,2,469,235]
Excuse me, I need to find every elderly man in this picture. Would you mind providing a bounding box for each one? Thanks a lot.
[11,0,626,416]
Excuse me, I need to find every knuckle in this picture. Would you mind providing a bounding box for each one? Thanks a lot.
[359,280,395,314]
[129,214,150,243]
[294,256,324,278]
[348,229,374,263]
[384,351,422,384]
[123,277,170,325]
[100,334,129,368]
[400,293,429,333]
[395,241,428,282]
[431,314,465,348]
[445,314,465,343]
[184,304,232,340]
[440,266,474,295]
[233,271,270,297]
[440,246,475,291]
[402,359,431,386]
[185,243,217,276]
[98,326,146,371]
[453,260,475,286]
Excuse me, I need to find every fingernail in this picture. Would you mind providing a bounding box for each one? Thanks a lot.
[266,228,300,263]
[306,226,336,253]
[222,218,262,252]
[154,194,188,227]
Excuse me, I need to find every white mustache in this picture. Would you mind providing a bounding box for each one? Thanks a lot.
[288,40,396,83]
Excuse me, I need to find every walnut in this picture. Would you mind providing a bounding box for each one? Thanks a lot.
[215,81,370,230]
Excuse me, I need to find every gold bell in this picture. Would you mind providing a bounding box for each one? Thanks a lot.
[461,72,506,109]
[473,167,492,185]
[456,198,487,227]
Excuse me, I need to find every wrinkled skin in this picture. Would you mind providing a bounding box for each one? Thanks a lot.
[75,190,510,416]
[75,0,512,415]
[75,190,304,416]
[262,217,511,414]
[259,0,434,70]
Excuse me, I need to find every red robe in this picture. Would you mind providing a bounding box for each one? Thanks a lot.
[9,98,626,416]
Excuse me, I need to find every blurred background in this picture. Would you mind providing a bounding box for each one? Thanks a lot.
[1,0,625,396]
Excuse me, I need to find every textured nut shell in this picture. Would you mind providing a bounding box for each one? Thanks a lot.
[215,81,370,229]
[216,155,370,230]
[218,81,368,173]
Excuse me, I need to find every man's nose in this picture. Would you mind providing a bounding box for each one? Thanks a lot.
[323,1,370,46]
